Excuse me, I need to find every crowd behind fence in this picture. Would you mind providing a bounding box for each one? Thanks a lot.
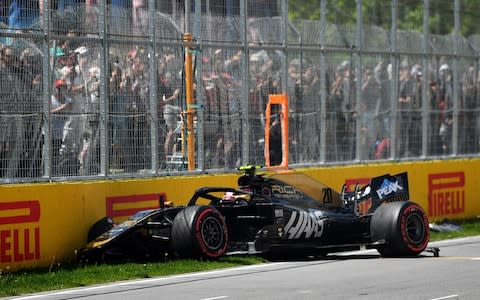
[0,0,479,183]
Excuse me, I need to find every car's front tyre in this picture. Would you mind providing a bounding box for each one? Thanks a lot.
[171,206,228,259]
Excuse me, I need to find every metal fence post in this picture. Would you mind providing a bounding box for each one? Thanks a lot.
[319,0,327,163]
[280,0,288,93]
[240,0,250,166]
[148,0,159,174]
[194,0,205,171]
[452,0,460,155]
[41,0,51,178]
[99,0,108,176]
[421,0,430,157]
[355,0,363,161]
[390,0,399,159]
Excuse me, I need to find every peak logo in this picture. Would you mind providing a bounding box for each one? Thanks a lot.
[376,179,403,199]
[0,201,41,263]
[428,172,465,217]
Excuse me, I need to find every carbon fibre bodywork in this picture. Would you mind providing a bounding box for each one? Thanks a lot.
[78,167,430,262]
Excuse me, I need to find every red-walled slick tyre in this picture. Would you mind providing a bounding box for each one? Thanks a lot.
[371,201,430,257]
[172,206,228,259]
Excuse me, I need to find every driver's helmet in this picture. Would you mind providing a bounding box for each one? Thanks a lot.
[222,192,236,202]
[222,192,250,205]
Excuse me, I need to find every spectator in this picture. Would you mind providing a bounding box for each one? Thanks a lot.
[460,65,478,153]
[108,64,129,170]
[81,65,101,174]
[128,56,150,170]
[161,71,181,162]
[428,80,441,155]
[54,51,81,175]
[326,64,344,161]
[410,64,423,156]
[19,47,43,177]
[360,66,381,160]
[268,114,282,166]
[373,61,391,156]
[397,60,415,157]
[298,64,321,161]
[210,50,244,169]
[437,63,453,154]
[0,45,23,177]
[48,79,72,175]
[330,60,356,161]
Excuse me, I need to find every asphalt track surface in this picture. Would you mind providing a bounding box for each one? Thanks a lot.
[7,236,480,300]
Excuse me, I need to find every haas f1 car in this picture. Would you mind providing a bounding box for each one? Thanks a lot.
[79,166,436,262]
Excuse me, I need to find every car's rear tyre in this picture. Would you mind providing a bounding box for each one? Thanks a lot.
[371,201,429,257]
[171,206,228,259]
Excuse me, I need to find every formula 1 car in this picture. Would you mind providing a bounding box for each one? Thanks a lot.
[78,166,436,262]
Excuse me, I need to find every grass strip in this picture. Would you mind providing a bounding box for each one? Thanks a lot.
[0,256,265,297]
[429,218,480,241]
[1,218,479,298]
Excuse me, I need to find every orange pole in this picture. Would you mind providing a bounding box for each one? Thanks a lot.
[264,104,272,166]
[183,33,195,170]
[264,94,289,169]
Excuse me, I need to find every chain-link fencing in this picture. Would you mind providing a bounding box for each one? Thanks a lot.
[0,0,479,182]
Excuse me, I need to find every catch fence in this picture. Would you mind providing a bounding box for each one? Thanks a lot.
[0,0,479,182]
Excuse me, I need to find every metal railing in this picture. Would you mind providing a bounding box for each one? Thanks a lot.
[0,0,479,183]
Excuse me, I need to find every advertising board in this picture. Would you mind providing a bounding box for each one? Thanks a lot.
[0,159,478,271]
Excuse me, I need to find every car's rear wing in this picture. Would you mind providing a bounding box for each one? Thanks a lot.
[370,172,409,202]
[343,172,410,215]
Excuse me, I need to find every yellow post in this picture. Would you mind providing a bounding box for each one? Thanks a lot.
[183,32,195,170]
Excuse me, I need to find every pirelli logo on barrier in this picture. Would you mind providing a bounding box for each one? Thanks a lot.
[428,172,465,217]
[106,193,167,220]
[0,201,41,263]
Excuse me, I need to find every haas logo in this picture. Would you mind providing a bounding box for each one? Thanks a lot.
[284,210,324,239]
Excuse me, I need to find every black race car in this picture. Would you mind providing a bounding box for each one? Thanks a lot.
[79,166,437,262]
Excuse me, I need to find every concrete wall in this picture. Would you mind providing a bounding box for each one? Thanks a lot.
[1,159,478,271]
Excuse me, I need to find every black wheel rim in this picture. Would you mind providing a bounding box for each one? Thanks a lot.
[201,216,224,250]
[405,213,425,245]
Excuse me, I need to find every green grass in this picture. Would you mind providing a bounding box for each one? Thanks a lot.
[1,218,479,298]
[0,256,266,298]
[429,218,480,241]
